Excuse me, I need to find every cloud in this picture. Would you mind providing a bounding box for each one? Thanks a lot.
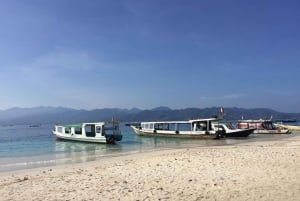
[199,93,245,100]
[25,50,96,71]
[13,49,118,82]
[222,93,245,99]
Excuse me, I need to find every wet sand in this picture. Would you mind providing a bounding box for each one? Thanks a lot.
[1,134,300,201]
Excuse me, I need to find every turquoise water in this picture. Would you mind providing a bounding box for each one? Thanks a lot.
[0,123,297,172]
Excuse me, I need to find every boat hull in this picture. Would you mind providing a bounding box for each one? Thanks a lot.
[53,131,108,143]
[253,129,290,134]
[131,126,219,139]
[225,129,254,137]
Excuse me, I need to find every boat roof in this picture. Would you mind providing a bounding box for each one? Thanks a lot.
[57,122,108,127]
[189,118,219,123]
[141,118,218,124]
[212,121,231,124]
[238,119,273,123]
[61,123,83,128]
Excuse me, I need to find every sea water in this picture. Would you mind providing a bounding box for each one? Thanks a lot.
[0,123,297,172]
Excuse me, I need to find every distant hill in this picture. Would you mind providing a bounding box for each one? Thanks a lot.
[0,107,141,125]
[0,106,299,125]
[122,107,300,122]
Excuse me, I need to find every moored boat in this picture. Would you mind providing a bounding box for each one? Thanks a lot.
[53,120,122,144]
[212,122,254,137]
[130,118,225,139]
[274,123,300,131]
[237,119,290,134]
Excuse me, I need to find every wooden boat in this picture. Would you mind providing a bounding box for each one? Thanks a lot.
[212,122,254,137]
[237,119,290,134]
[130,118,225,139]
[274,123,300,131]
[53,121,122,144]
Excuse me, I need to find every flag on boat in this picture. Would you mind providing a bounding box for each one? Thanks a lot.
[220,106,225,115]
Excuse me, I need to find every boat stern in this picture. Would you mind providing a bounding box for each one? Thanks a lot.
[105,131,123,143]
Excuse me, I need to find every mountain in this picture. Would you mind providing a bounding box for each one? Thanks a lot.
[0,106,72,120]
[0,106,299,125]
[121,107,300,122]
[0,107,136,125]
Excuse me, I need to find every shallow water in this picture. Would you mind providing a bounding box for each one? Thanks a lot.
[0,123,298,172]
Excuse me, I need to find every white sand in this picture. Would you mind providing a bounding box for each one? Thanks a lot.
[1,135,300,201]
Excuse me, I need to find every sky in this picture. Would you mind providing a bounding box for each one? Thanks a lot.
[0,0,299,112]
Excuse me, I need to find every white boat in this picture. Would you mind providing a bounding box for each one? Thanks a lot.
[237,119,290,134]
[53,121,122,144]
[130,118,225,139]
[274,123,300,131]
[212,122,254,137]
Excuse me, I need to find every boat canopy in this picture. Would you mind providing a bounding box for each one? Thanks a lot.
[140,118,218,125]
[60,123,83,128]
[238,119,272,123]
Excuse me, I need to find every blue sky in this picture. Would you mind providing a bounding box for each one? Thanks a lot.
[0,0,299,112]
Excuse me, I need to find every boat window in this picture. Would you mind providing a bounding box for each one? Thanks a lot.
[85,125,96,137]
[262,122,275,129]
[195,122,207,131]
[155,123,169,130]
[226,123,235,129]
[142,123,151,129]
[65,127,71,134]
[57,127,63,133]
[145,123,149,129]
[176,123,190,131]
[214,125,224,131]
[75,127,82,135]
[149,123,154,129]
[96,126,102,134]
[168,124,177,131]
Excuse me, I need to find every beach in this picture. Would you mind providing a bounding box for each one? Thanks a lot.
[1,135,300,201]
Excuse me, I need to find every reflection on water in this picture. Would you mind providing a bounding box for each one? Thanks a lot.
[54,140,123,163]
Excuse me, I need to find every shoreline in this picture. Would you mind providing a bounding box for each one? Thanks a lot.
[0,132,295,173]
[1,135,300,200]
